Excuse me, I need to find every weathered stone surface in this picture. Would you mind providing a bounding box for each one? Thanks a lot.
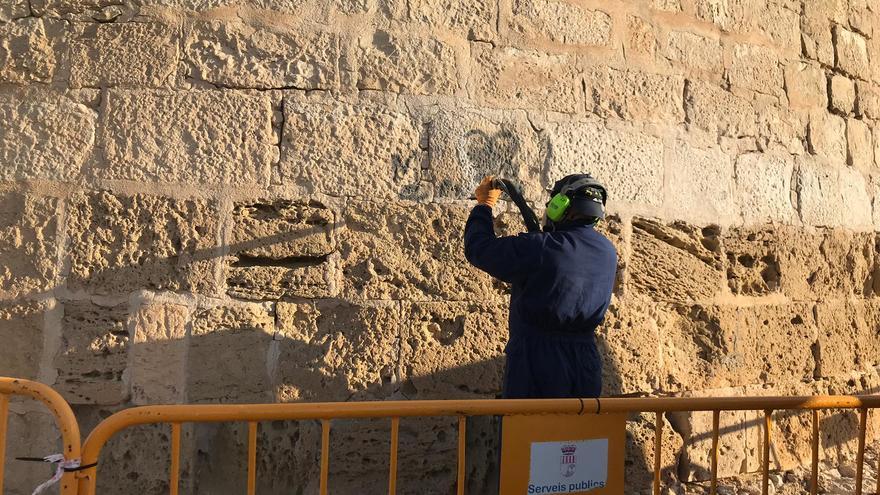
[626,413,682,490]
[685,81,757,138]
[808,111,847,164]
[101,90,276,184]
[70,22,179,88]
[275,300,402,401]
[728,43,782,94]
[185,21,338,90]
[0,191,58,298]
[626,15,656,56]
[0,0,29,20]
[546,122,664,206]
[733,152,796,225]
[401,301,506,398]
[847,118,874,173]
[784,62,827,110]
[798,158,873,228]
[0,87,95,180]
[802,1,837,65]
[0,18,58,83]
[55,300,129,404]
[280,96,425,199]
[0,301,47,379]
[629,218,723,303]
[471,44,581,114]
[831,75,856,115]
[597,298,661,395]
[339,201,503,301]
[130,302,188,404]
[663,30,722,73]
[405,0,496,41]
[506,0,612,47]
[815,300,880,378]
[188,303,275,403]
[65,191,220,295]
[856,81,880,119]
[664,142,735,224]
[651,0,680,11]
[584,66,685,123]
[355,30,459,95]
[31,0,121,16]
[835,26,870,80]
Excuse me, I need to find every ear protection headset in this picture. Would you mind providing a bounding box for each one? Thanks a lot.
[546,175,607,223]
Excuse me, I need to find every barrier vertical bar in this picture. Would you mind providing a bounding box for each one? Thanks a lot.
[855,408,867,495]
[248,422,258,495]
[762,410,772,495]
[653,412,662,495]
[810,410,818,495]
[0,394,8,495]
[457,415,466,495]
[320,419,330,495]
[389,417,399,495]
[710,410,719,495]
[170,423,181,495]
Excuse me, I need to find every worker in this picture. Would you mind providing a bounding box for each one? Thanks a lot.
[464,174,617,398]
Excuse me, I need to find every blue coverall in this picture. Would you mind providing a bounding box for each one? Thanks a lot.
[463,205,618,398]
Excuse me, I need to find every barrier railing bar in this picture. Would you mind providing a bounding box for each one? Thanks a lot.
[389,417,399,495]
[810,410,819,495]
[457,415,466,495]
[710,410,719,495]
[762,410,772,495]
[320,419,330,495]
[248,421,257,495]
[653,412,662,495]
[855,408,867,495]
[170,423,180,495]
[0,394,8,495]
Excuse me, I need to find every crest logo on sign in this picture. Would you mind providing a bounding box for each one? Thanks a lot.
[560,444,577,478]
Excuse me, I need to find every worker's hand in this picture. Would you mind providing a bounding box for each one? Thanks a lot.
[474,176,502,207]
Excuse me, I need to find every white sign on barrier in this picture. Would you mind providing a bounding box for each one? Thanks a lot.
[527,439,609,494]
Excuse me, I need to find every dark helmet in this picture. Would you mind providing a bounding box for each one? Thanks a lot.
[546,173,607,226]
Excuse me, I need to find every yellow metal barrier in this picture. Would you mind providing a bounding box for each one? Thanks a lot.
[0,377,81,495]
[75,395,880,495]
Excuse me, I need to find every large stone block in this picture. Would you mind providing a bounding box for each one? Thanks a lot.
[784,62,828,110]
[847,118,874,173]
[0,191,59,299]
[733,152,796,225]
[471,44,581,114]
[626,15,657,57]
[185,21,338,90]
[0,0,29,20]
[546,122,664,206]
[836,165,873,229]
[664,142,735,225]
[188,303,275,403]
[101,90,276,184]
[338,201,503,301]
[506,0,612,47]
[625,413,683,490]
[65,191,220,295]
[355,30,460,95]
[275,300,403,401]
[830,75,856,115]
[815,299,880,378]
[835,25,870,80]
[0,18,58,83]
[797,158,872,229]
[54,300,130,404]
[685,81,757,138]
[596,298,661,396]
[727,43,783,95]
[584,67,685,123]
[802,1,837,65]
[405,0,496,41]
[856,81,880,119]
[280,96,425,200]
[31,0,121,16]
[0,87,95,180]
[0,301,48,379]
[70,22,179,88]
[628,218,723,303]
[129,301,188,405]
[808,112,847,165]
[663,30,722,73]
[400,301,507,398]
[226,201,337,300]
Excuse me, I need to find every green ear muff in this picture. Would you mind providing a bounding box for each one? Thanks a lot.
[546,193,571,222]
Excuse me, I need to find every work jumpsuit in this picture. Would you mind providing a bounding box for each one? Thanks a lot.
[464,204,618,398]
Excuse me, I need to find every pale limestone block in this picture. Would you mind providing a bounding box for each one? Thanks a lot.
[797,157,843,227]
[663,30,722,73]
[855,81,880,119]
[0,191,59,299]
[279,96,425,199]
[584,66,685,123]
[0,18,57,83]
[651,0,680,11]
[507,0,612,47]
[3,410,62,494]
[185,21,339,90]
[733,152,796,225]
[815,299,880,378]
[755,2,800,53]
[136,0,368,15]
[808,111,847,164]
[875,125,880,170]
[665,143,735,224]
[685,81,756,138]
[847,118,874,172]
[626,413,682,490]
[54,300,130,404]
[784,62,827,110]
[65,191,221,295]
[406,0,496,41]
[626,15,656,56]
[355,30,459,95]
[830,74,856,114]
[629,218,722,304]
[837,165,873,229]
[70,22,179,88]
[728,43,782,94]
[0,87,95,180]
[0,301,47,379]
[101,89,276,184]
[835,25,870,80]
[596,298,662,395]
[693,0,750,32]
[547,122,664,206]
[31,0,121,16]
[802,1,841,65]
[471,44,581,114]
[130,302,188,404]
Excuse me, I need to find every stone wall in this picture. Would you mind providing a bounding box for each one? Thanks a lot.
[2,0,880,493]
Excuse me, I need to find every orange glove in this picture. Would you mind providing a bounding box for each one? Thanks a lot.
[474,176,502,207]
